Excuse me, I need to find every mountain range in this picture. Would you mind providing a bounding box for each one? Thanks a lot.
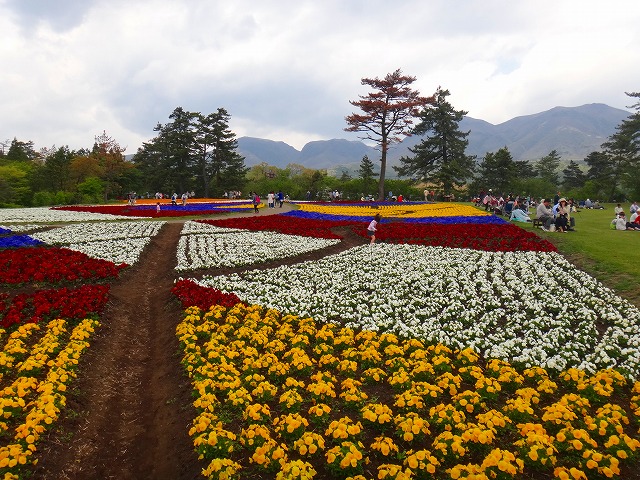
[236,103,630,177]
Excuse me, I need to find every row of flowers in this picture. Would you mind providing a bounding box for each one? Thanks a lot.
[0,246,125,285]
[175,300,640,480]
[0,236,43,249]
[199,214,554,252]
[0,207,137,223]
[15,221,168,266]
[294,202,496,219]
[0,317,100,478]
[199,216,354,240]
[192,243,640,379]
[0,210,145,477]
[176,223,340,271]
[30,221,165,244]
[53,201,256,218]
[0,284,110,329]
[285,210,509,225]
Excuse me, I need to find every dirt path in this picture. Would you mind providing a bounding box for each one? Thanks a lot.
[30,203,367,479]
[32,221,201,480]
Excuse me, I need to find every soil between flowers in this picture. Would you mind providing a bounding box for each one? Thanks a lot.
[31,206,367,479]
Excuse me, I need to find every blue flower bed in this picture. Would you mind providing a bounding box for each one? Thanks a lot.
[282,210,508,225]
[0,235,43,249]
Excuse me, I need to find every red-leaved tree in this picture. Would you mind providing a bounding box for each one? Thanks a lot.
[345,69,432,200]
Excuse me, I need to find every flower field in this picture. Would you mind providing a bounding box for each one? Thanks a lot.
[0,201,639,479]
[176,221,340,271]
[0,211,138,477]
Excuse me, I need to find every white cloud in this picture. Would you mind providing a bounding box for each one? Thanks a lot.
[1,0,638,153]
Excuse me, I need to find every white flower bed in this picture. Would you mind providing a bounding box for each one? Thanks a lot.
[32,221,165,244]
[193,243,640,379]
[180,221,243,235]
[176,230,340,271]
[28,220,165,265]
[64,238,151,265]
[0,207,139,223]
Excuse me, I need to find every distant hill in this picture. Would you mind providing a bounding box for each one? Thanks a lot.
[237,103,631,176]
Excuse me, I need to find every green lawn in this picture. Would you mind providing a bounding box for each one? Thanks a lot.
[515,203,640,306]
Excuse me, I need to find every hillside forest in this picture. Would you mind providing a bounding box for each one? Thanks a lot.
[1,91,639,208]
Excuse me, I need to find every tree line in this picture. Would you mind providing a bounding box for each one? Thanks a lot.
[344,69,640,202]
[1,74,638,207]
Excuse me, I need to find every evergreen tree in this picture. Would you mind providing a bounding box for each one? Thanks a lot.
[601,92,640,199]
[584,151,617,200]
[513,159,536,179]
[562,160,586,190]
[476,147,515,193]
[345,69,431,200]
[195,108,247,197]
[358,154,376,196]
[6,138,37,162]
[395,87,475,195]
[535,150,561,186]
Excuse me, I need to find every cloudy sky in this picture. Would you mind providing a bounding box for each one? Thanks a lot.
[1,0,639,153]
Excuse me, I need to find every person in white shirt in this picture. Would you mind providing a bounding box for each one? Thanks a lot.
[367,214,381,244]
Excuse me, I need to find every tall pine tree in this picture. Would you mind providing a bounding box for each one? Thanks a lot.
[195,108,247,197]
[395,87,475,195]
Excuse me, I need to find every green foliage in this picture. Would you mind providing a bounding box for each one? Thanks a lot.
[77,177,104,204]
[5,138,37,162]
[134,106,247,197]
[509,177,555,199]
[32,191,54,207]
[475,147,516,193]
[395,87,475,195]
[562,160,586,190]
[0,163,33,206]
[534,150,561,186]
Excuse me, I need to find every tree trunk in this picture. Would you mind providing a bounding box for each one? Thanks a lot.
[377,140,387,201]
[202,160,209,198]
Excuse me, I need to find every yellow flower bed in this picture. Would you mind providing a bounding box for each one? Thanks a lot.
[0,318,100,478]
[296,202,491,218]
[177,303,640,480]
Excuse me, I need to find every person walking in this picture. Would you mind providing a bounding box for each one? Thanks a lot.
[367,214,381,244]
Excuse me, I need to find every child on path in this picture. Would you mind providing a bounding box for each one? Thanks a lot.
[367,214,381,244]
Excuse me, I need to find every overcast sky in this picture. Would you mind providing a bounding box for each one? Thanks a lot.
[1,0,639,153]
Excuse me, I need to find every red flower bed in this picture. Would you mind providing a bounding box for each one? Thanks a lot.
[204,216,555,252]
[367,222,557,252]
[199,216,357,239]
[0,284,110,328]
[172,279,243,310]
[0,246,125,285]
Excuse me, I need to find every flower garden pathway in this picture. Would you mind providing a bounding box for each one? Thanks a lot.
[31,203,367,479]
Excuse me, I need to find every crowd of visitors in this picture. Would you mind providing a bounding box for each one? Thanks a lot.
[476,189,640,233]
